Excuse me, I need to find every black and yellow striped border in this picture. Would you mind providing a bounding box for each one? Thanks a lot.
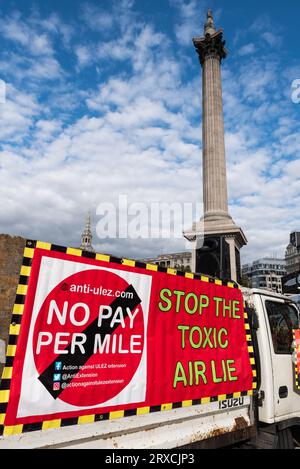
[244,305,257,393]
[0,239,257,436]
[293,330,300,391]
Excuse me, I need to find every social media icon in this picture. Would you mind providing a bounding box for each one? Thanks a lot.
[53,382,60,391]
[55,362,62,371]
[53,373,61,382]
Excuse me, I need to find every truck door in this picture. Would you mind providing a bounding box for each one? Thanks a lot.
[262,297,300,420]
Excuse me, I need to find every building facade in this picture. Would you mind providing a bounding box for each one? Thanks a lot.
[281,232,300,294]
[285,243,300,275]
[139,252,192,272]
[242,257,286,293]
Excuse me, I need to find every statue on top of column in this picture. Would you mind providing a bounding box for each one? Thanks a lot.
[204,9,216,36]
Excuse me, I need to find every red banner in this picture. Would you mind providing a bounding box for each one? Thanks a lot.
[0,242,255,432]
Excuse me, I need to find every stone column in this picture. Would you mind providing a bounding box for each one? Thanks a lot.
[202,55,229,220]
[184,11,247,282]
[193,9,231,223]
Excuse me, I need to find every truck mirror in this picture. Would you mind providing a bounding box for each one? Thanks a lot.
[247,308,259,331]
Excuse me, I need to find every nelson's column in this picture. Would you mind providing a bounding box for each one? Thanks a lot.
[184,10,247,282]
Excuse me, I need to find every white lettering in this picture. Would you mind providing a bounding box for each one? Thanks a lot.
[110,306,126,328]
[131,335,142,353]
[127,307,139,328]
[93,334,110,353]
[54,332,70,354]
[70,303,90,326]
[36,332,52,354]
[47,300,68,325]
[71,333,87,354]
[98,305,112,327]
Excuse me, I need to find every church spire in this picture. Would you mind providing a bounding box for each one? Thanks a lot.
[80,212,95,252]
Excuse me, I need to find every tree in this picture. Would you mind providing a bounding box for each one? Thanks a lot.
[174,264,191,273]
[239,274,251,288]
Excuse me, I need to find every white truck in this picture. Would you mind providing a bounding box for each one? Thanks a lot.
[0,286,299,449]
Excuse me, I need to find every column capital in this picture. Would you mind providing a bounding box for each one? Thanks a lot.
[193,30,228,65]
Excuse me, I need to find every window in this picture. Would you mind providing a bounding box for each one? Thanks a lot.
[265,300,299,354]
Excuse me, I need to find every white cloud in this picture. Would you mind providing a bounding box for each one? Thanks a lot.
[172,0,208,46]
[81,4,114,32]
[0,84,40,142]
[31,57,64,80]
[0,12,54,56]
[75,45,92,68]
[262,31,281,47]
[237,43,255,56]
[34,119,62,142]
[36,12,74,47]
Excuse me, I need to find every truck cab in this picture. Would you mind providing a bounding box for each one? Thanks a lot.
[243,287,300,447]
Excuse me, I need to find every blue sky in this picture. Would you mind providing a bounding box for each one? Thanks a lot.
[0,0,300,263]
